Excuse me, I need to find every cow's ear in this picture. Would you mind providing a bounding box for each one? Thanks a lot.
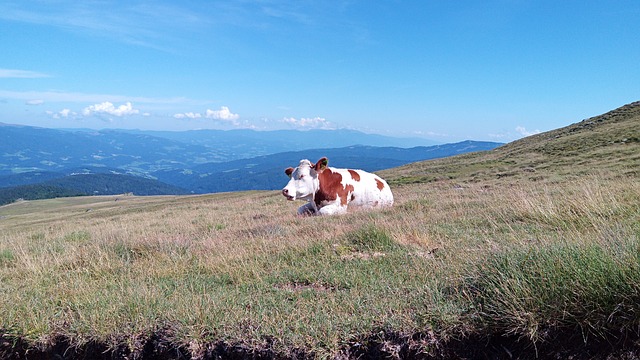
[315,157,328,172]
[285,167,294,178]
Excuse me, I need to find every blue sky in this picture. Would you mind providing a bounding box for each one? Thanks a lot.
[1,1,639,142]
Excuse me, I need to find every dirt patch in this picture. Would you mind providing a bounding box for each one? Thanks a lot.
[339,251,387,261]
[2,328,639,359]
[274,281,338,293]
[0,328,190,360]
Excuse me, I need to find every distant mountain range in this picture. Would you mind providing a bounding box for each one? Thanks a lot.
[0,123,502,204]
[152,141,501,194]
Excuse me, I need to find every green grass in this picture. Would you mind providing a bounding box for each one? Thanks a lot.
[459,238,640,343]
[0,249,15,267]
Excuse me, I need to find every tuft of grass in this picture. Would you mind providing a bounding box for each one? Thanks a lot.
[459,237,640,343]
[63,230,91,243]
[342,225,399,253]
[0,249,16,267]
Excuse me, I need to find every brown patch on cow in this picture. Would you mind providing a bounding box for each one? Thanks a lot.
[315,169,355,207]
[348,169,361,181]
[375,178,385,191]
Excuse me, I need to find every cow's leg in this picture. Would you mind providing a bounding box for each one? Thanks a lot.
[316,203,348,216]
[297,203,316,216]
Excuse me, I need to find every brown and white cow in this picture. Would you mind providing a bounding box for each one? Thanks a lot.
[282,157,394,216]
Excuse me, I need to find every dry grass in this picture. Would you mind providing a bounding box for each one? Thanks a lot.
[1,174,638,356]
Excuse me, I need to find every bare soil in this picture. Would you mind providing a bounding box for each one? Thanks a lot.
[2,328,639,359]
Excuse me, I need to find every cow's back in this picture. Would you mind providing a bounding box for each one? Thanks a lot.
[336,168,394,209]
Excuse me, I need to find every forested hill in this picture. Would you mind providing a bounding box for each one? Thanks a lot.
[0,173,188,206]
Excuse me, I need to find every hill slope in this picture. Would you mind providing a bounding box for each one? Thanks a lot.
[382,101,640,185]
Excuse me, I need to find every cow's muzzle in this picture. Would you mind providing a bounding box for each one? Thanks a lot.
[282,188,294,201]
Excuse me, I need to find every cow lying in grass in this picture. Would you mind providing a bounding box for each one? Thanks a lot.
[282,157,394,216]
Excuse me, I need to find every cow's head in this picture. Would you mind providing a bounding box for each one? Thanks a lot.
[282,157,328,201]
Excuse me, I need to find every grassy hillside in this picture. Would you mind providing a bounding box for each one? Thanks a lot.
[1,102,639,359]
[381,100,640,185]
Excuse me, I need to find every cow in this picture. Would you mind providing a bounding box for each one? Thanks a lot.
[282,157,394,216]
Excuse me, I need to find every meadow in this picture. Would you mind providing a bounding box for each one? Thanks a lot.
[1,173,638,358]
[1,102,639,358]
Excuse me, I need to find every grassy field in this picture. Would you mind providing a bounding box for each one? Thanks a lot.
[1,102,639,358]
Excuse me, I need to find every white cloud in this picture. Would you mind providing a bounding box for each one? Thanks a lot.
[82,101,139,117]
[0,68,50,78]
[516,126,541,137]
[174,112,202,119]
[173,106,240,125]
[282,116,333,129]
[26,99,44,105]
[48,109,77,119]
[205,106,239,121]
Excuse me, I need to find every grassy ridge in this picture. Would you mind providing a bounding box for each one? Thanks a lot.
[382,100,640,185]
[1,102,640,358]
